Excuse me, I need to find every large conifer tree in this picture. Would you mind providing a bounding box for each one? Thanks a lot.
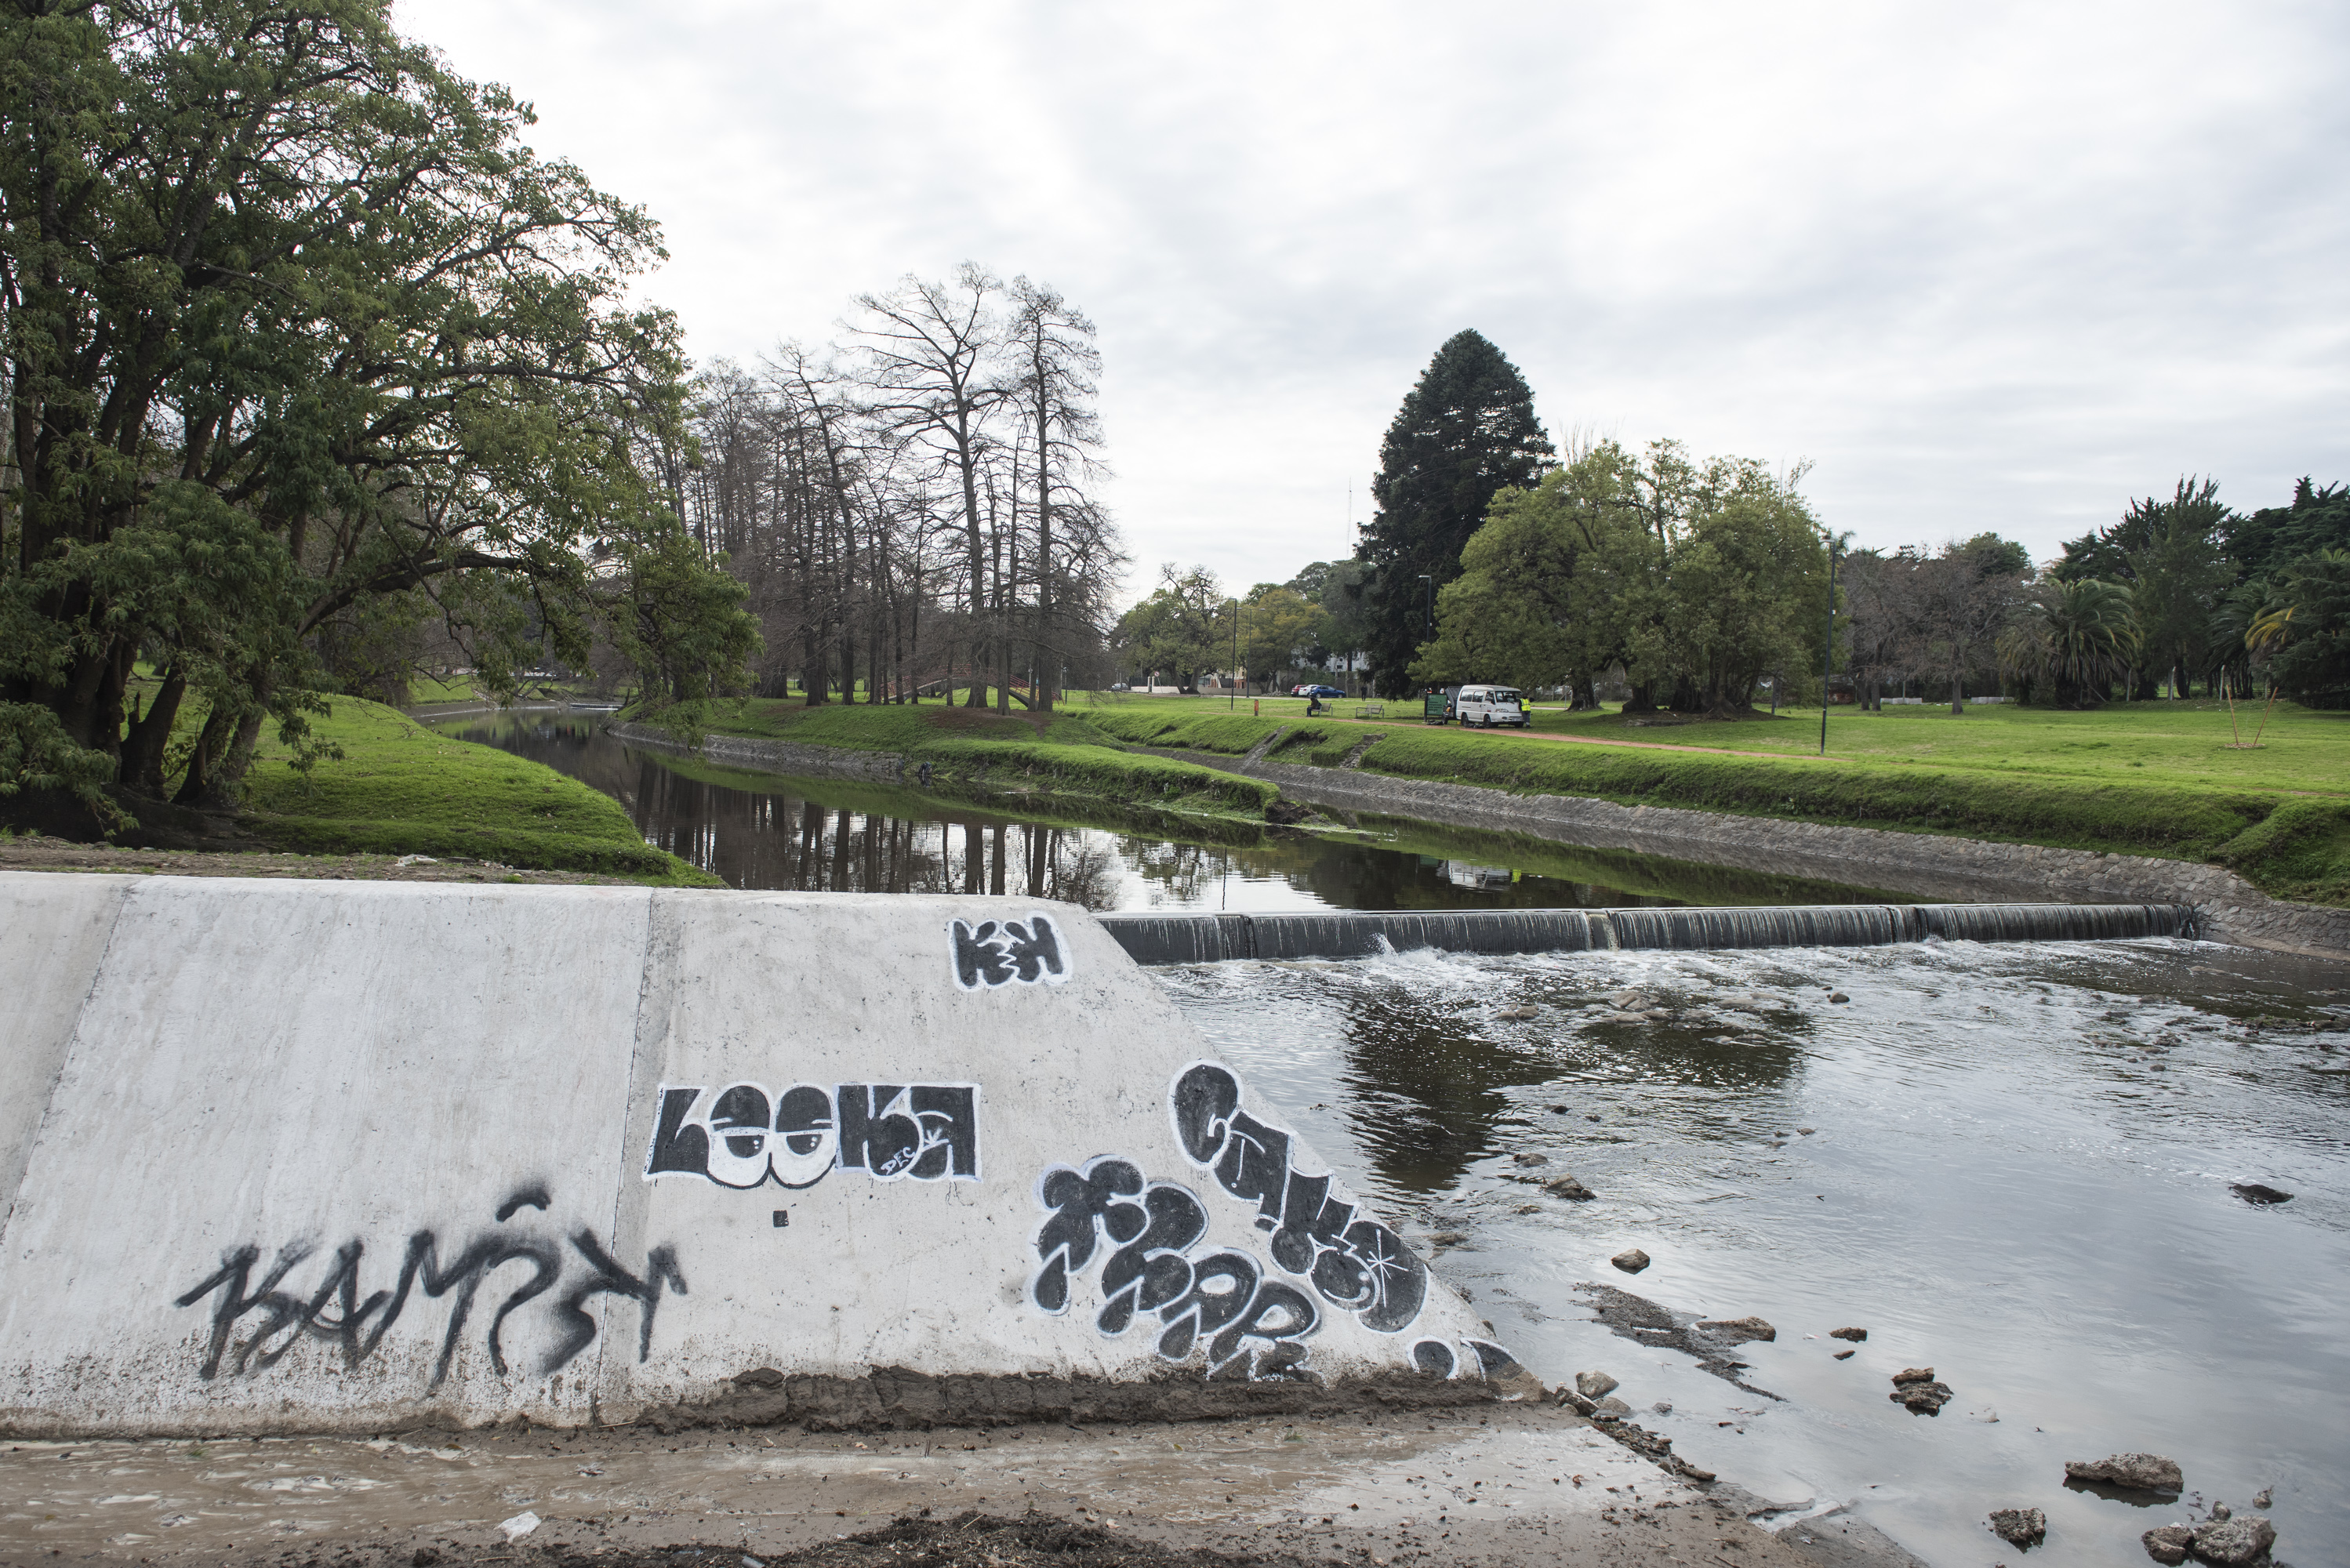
[1358,331,1554,696]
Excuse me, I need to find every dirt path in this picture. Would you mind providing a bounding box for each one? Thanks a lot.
[0,1408,1836,1568]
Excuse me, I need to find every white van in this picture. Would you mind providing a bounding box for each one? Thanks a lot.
[1457,684,1529,728]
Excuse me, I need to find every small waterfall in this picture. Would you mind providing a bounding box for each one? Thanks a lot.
[1095,902,2193,966]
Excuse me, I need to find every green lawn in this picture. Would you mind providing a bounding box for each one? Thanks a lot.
[1074,691,2348,796]
[1070,694,2350,904]
[244,699,717,884]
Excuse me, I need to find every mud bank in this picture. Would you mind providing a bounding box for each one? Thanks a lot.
[1136,743,2350,960]
[0,1406,1882,1568]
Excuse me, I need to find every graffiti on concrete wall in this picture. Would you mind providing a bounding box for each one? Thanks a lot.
[173,1185,686,1391]
[644,1082,980,1188]
[1168,1061,1427,1333]
[1026,1062,1431,1381]
[950,915,1068,991]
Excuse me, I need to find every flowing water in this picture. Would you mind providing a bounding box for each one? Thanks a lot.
[430,708,2350,1565]
[1160,938,2350,1567]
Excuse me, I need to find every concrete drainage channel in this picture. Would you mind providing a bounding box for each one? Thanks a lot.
[1095,901,2195,965]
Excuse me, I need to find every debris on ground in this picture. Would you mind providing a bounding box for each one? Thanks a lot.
[1988,1506,2046,1548]
[1695,1316,1777,1344]
[2065,1452,2183,1494]
[1889,1367,1954,1414]
[2188,1515,2277,1566]
[2228,1182,2294,1204]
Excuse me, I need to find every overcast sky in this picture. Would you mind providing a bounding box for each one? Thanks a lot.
[398,0,2348,603]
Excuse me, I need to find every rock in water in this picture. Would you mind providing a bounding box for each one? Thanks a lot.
[2141,1524,2193,1565]
[1697,1316,1777,1343]
[1611,1248,1651,1273]
[1513,1150,1549,1164]
[1594,1395,1631,1417]
[2229,1183,2294,1205]
[1829,992,1851,1004]
[1829,1326,1868,1341]
[1988,1508,2047,1548]
[2189,1515,2277,1566]
[2065,1453,2184,1494]
[1890,1367,1954,1414]
[1545,1174,1596,1200]
[1575,1370,1620,1399]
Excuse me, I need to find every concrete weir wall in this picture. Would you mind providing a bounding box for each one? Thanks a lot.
[0,873,1498,1438]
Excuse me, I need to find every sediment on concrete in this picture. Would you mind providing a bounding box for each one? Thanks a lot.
[1135,746,2350,960]
[1095,902,2191,966]
[638,1366,1512,1435]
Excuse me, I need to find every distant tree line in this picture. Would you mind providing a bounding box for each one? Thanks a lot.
[1218,328,2350,715]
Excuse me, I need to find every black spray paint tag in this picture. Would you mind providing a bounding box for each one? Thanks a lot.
[948,915,1069,991]
[644,1082,981,1189]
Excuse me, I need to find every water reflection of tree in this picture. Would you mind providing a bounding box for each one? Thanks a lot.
[1335,986,1804,1195]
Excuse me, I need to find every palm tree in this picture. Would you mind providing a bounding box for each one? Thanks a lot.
[1997,579,2140,707]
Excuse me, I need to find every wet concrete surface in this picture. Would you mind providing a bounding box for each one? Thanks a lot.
[0,1408,1844,1567]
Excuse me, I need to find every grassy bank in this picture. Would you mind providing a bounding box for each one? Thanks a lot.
[612,694,2350,905]
[1076,703,2350,904]
[246,700,718,884]
[629,697,1280,820]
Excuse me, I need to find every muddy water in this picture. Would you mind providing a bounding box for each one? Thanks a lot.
[428,709,1882,912]
[1159,938,2350,1567]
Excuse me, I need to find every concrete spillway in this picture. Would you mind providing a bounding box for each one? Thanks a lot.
[0,873,1504,1438]
[1094,902,2195,965]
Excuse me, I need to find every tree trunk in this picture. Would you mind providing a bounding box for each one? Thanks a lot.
[120,666,187,793]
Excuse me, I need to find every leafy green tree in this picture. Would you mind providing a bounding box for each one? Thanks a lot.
[1997,579,2140,706]
[2058,479,2232,696]
[1,0,749,829]
[1411,441,1655,701]
[2223,478,2350,583]
[1113,564,1226,686]
[1237,584,1319,690]
[2243,550,2350,706]
[1357,331,1553,696]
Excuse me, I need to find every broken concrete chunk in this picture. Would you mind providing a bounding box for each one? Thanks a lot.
[1988,1508,2047,1548]
[2188,1515,2276,1566]
[2141,1524,2193,1565]
[1889,1367,1953,1414]
[1695,1316,1776,1344]
[1575,1370,1620,1399]
[1829,1326,1868,1341]
[2066,1453,2184,1494]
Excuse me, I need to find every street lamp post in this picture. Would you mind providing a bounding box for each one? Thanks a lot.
[1819,539,1840,756]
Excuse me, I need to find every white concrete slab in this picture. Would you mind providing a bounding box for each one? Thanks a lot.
[0,877,1495,1436]
[0,873,129,1235]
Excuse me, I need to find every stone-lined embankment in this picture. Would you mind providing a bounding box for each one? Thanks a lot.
[1134,742,2350,960]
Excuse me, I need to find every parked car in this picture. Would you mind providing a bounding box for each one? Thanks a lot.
[1458,684,1529,728]
[1110,681,1130,691]
[1298,684,1344,699]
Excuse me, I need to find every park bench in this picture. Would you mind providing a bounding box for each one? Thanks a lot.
[1356,702,1385,719]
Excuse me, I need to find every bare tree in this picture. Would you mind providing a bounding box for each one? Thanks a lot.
[848,266,1007,706]
[1004,278,1107,711]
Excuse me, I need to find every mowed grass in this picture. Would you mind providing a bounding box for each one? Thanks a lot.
[1073,695,2350,903]
[1077,691,2350,796]
[245,699,718,884]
